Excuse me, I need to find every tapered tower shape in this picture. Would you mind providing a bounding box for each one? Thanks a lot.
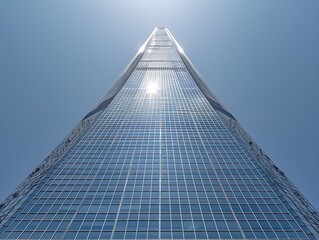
[0,28,318,240]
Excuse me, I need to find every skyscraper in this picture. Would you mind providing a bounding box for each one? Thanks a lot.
[0,27,318,239]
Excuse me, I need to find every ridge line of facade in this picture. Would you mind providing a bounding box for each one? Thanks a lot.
[165,28,236,121]
[83,28,158,120]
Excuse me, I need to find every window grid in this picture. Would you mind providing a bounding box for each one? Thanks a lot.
[0,28,315,240]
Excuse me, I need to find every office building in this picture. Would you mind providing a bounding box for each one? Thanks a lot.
[0,28,318,239]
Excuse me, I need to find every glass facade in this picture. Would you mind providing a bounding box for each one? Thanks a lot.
[0,28,318,239]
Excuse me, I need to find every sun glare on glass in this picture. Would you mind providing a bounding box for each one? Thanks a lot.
[146,82,159,95]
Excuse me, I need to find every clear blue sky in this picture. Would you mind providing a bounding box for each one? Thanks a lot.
[0,0,318,211]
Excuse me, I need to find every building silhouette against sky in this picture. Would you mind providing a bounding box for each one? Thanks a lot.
[0,28,318,239]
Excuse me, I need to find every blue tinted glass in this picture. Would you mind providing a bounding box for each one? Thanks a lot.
[0,28,317,240]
